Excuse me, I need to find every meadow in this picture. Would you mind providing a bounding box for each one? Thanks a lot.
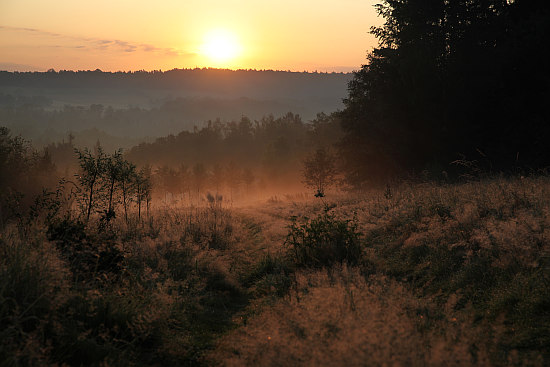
[2,176,549,366]
[2,1,547,366]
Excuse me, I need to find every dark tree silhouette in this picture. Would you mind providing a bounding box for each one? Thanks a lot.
[0,127,59,226]
[119,160,136,223]
[302,148,337,197]
[75,146,106,222]
[339,0,550,185]
[134,166,152,221]
[104,149,123,219]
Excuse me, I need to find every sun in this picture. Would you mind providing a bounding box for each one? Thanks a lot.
[200,29,241,66]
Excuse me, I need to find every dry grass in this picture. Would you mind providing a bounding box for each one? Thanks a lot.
[2,177,549,366]
[211,267,518,366]
[208,177,550,366]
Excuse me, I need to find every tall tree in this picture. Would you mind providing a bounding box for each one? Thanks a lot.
[134,166,152,221]
[340,0,550,185]
[104,149,123,218]
[75,146,106,222]
[302,148,337,197]
[119,160,136,223]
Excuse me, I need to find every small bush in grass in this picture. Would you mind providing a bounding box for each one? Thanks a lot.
[285,207,362,268]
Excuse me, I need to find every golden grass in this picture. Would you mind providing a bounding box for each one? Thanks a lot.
[2,176,549,365]
[208,177,550,366]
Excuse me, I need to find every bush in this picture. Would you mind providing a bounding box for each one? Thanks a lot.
[285,207,362,268]
[47,218,124,283]
[0,238,67,366]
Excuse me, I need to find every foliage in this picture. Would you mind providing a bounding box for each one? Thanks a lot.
[47,217,124,283]
[0,127,59,227]
[340,0,550,185]
[104,149,123,217]
[360,178,550,363]
[75,146,107,222]
[302,147,337,197]
[2,173,550,365]
[134,165,152,220]
[126,112,342,194]
[1,202,251,366]
[0,237,67,366]
[73,145,151,225]
[118,159,137,223]
[285,207,362,268]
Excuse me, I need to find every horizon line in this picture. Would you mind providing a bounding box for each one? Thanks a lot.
[0,66,358,74]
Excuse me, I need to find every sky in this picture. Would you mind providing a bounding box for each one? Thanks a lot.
[0,0,383,72]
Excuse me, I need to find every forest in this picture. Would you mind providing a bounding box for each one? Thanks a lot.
[1,0,550,366]
[0,69,350,143]
[339,0,550,184]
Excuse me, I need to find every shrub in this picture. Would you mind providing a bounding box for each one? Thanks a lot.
[0,238,67,366]
[285,207,362,268]
[47,218,124,283]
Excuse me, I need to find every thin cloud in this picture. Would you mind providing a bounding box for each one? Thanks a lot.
[0,25,194,56]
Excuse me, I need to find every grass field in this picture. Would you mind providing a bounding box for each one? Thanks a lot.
[2,177,549,366]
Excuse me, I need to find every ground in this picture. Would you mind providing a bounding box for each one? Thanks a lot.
[1,177,549,366]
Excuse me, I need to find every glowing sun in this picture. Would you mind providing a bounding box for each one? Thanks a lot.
[200,29,241,65]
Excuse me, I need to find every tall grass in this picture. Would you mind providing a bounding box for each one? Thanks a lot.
[2,177,549,366]
[1,203,247,366]
[211,177,550,366]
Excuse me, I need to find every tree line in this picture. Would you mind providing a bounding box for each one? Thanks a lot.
[0,68,349,94]
[126,112,342,189]
[0,109,343,227]
[339,0,550,186]
[5,0,545,213]
[0,93,332,141]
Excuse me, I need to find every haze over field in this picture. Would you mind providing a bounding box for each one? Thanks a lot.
[0,69,352,146]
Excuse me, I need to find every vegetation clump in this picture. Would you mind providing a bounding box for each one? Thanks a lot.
[302,147,338,197]
[47,217,125,283]
[286,207,362,268]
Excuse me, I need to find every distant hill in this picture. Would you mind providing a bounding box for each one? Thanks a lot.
[0,68,351,110]
[0,69,352,143]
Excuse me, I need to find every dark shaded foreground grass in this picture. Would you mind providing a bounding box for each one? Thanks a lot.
[2,177,550,366]
[1,207,251,366]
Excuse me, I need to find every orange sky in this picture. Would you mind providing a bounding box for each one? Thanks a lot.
[0,0,383,72]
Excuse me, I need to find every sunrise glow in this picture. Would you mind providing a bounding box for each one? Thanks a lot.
[200,29,242,67]
[0,0,382,72]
